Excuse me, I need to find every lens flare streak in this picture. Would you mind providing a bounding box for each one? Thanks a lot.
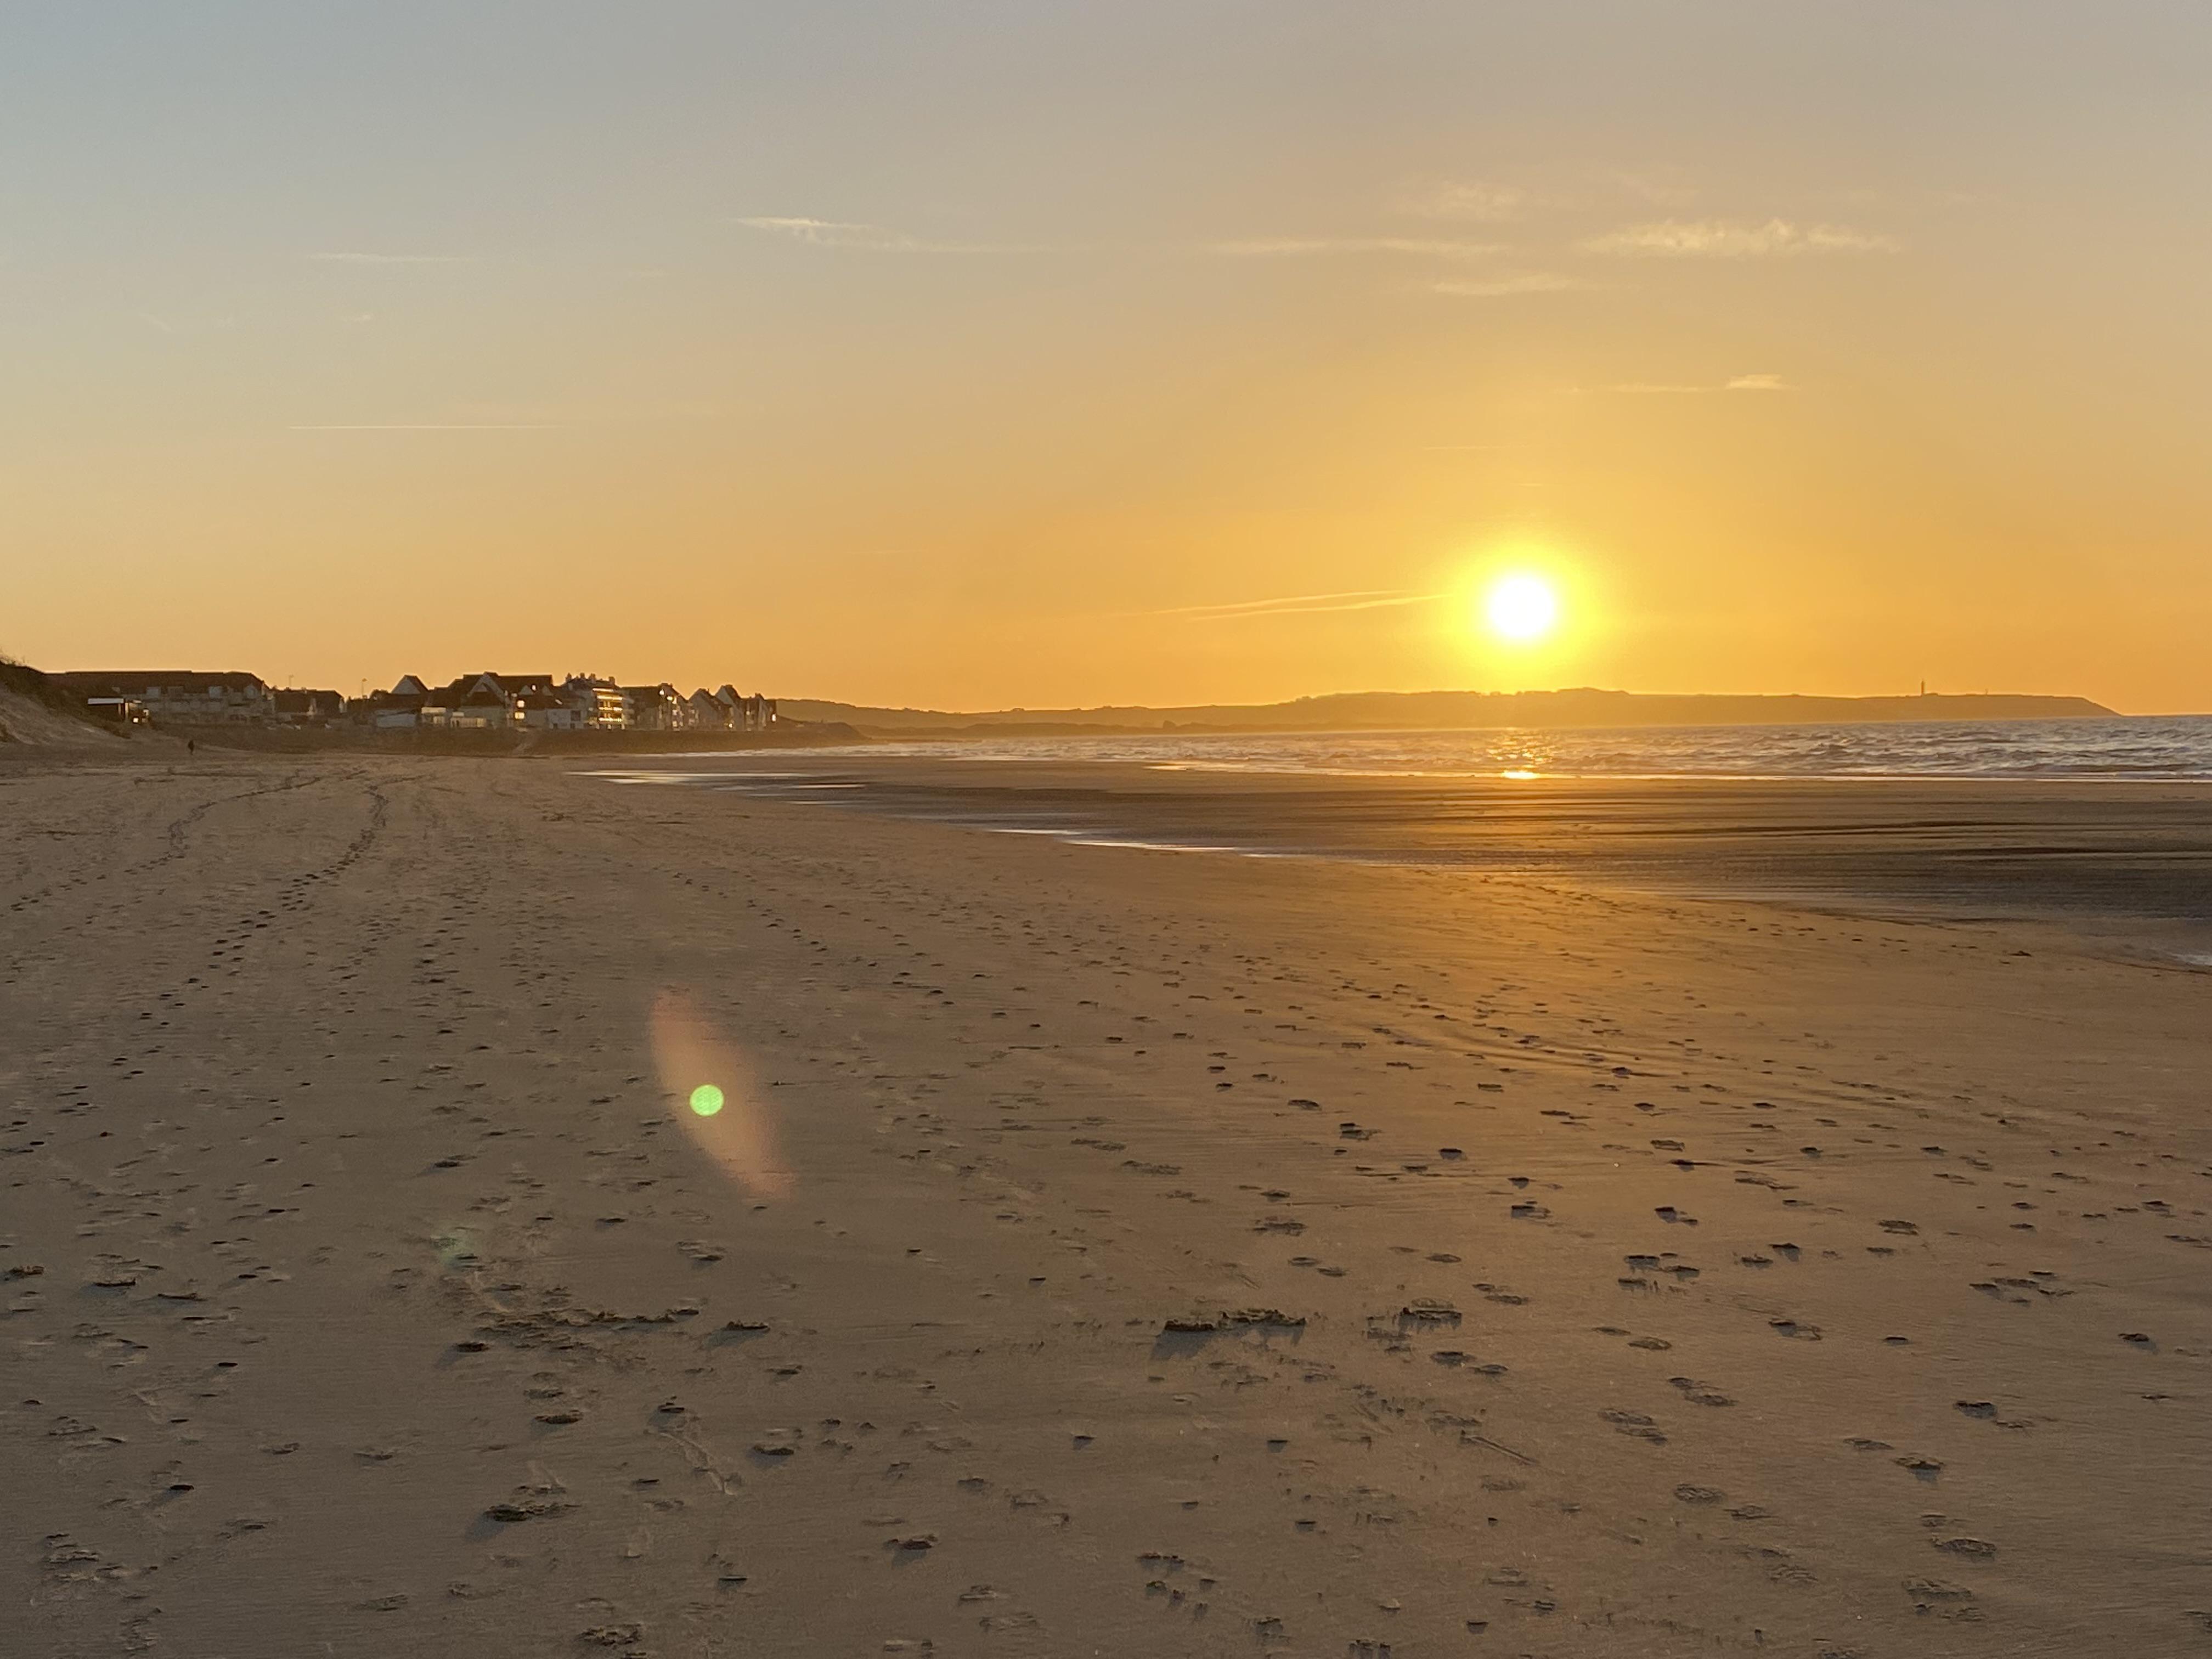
[651,990,792,1198]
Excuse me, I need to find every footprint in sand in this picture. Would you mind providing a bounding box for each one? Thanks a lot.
[1600,1409,1666,1445]
[1668,1377,1734,1406]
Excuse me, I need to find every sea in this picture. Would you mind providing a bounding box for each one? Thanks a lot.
[754,715,2212,782]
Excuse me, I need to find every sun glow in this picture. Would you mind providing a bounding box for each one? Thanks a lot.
[1483,573,1561,644]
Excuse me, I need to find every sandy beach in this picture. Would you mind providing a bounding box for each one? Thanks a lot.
[5,753,2209,1657]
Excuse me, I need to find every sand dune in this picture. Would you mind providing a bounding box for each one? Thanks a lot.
[3,754,2208,1656]
[0,688,128,752]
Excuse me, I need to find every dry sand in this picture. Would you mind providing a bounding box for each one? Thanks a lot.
[4,754,2208,1657]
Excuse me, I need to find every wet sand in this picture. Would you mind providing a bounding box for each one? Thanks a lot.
[603,755,2212,962]
[4,754,2209,1656]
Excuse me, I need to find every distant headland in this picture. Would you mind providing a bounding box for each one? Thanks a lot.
[1,658,2123,754]
[782,687,2118,737]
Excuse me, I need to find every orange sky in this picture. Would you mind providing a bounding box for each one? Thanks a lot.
[5,4,2208,711]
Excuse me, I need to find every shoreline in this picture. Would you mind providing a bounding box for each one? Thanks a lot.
[585,754,2212,967]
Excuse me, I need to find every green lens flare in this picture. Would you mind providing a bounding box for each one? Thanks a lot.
[689,1083,725,1118]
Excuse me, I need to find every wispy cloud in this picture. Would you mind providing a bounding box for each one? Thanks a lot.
[1579,374,1796,394]
[1596,168,1701,207]
[1398,168,1701,221]
[138,311,236,333]
[1430,272,1589,298]
[735,216,1039,253]
[1211,236,1501,260]
[1581,218,1898,257]
[1151,589,1444,620]
[1396,180,1529,222]
[308,252,475,264]
[454,397,723,426]
[742,218,1518,262]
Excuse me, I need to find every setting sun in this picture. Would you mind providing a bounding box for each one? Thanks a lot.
[1483,574,1561,644]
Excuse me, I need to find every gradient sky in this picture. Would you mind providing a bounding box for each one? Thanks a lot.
[5,2,2209,710]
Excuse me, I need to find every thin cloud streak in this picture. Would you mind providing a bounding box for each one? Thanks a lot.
[735,216,1042,253]
[139,311,236,332]
[1581,218,1898,257]
[1211,236,1501,260]
[287,423,560,431]
[1431,272,1590,297]
[1396,180,1528,222]
[1152,589,1446,621]
[307,252,475,264]
[1578,374,1796,394]
[740,219,1506,261]
[1153,588,1404,616]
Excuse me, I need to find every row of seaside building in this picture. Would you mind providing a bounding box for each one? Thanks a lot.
[49,671,778,732]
